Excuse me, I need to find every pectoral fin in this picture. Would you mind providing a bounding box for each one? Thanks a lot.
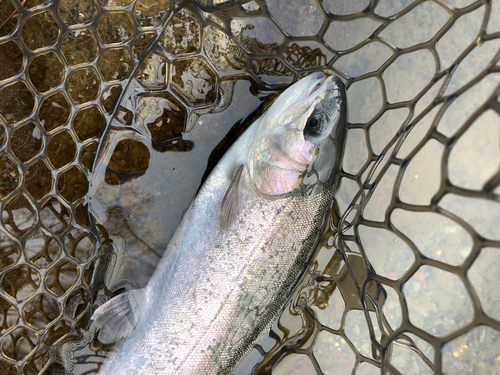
[91,288,146,339]
[220,164,244,231]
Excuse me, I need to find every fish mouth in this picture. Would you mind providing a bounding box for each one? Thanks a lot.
[279,73,342,127]
[301,72,342,101]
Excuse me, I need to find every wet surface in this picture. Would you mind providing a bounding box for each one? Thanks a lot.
[0,0,500,374]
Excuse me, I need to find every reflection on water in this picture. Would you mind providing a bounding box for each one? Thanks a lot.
[0,0,499,374]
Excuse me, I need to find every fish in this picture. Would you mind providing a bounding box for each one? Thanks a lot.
[91,71,347,374]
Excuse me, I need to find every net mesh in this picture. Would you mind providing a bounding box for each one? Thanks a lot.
[0,0,499,373]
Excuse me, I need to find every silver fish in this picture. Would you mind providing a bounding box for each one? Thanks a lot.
[91,72,347,374]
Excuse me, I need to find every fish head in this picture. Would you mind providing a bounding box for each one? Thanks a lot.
[248,72,347,196]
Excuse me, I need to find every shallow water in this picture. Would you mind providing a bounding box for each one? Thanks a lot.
[0,0,499,374]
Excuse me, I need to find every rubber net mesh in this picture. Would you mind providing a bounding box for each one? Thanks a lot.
[0,0,499,374]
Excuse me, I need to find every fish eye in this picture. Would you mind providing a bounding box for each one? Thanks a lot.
[308,117,320,129]
[304,112,326,137]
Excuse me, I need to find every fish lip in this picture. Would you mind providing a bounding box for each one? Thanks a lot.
[279,74,342,126]
[301,72,327,98]
[303,73,342,98]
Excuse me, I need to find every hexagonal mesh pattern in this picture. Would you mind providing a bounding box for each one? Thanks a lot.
[1,0,499,374]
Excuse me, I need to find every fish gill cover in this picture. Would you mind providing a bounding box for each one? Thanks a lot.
[0,0,499,374]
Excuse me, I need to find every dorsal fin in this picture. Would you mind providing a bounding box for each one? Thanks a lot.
[220,164,244,231]
[91,288,146,339]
